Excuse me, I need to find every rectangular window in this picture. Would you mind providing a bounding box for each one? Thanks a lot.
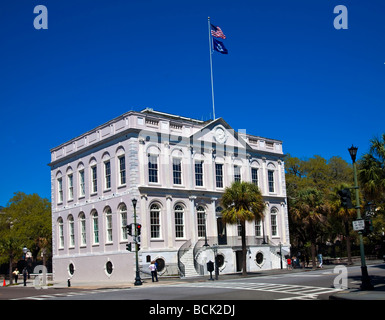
[119,156,126,185]
[215,163,223,188]
[105,161,111,190]
[91,166,98,193]
[79,170,85,197]
[237,220,242,236]
[148,155,158,183]
[255,219,262,237]
[195,161,203,187]
[268,170,275,193]
[173,158,182,185]
[234,165,241,182]
[251,168,258,186]
[68,174,73,200]
[57,178,63,203]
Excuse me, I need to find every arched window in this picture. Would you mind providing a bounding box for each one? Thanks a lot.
[119,204,128,241]
[79,212,86,246]
[174,204,184,238]
[197,206,206,238]
[271,208,278,237]
[150,204,161,239]
[58,217,64,249]
[92,210,99,244]
[105,207,113,243]
[68,215,75,248]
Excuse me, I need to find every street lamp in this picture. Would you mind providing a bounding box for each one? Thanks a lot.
[348,145,373,290]
[212,244,219,280]
[132,198,142,286]
[203,212,209,247]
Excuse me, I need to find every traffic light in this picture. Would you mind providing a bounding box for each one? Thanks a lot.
[136,243,141,251]
[126,243,132,251]
[364,219,374,235]
[338,188,353,208]
[136,224,142,236]
[127,224,133,236]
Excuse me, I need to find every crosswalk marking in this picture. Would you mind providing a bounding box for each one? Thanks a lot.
[170,281,342,300]
[10,288,122,300]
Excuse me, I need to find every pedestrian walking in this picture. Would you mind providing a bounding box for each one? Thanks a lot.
[149,261,158,282]
[286,257,292,270]
[12,268,20,284]
[305,254,309,268]
[318,253,323,268]
[22,267,28,286]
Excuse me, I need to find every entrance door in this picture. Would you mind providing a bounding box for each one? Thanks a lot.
[236,250,243,272]
[217,217,227,245]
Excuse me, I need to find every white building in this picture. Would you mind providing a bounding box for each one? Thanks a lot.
[49,108,290,283]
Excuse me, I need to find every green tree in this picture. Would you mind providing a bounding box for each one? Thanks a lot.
[0,192,51,283]
[289,188,330,269]
[358,134,385,203]
[358,134,385,252]
[328,184,356,264]
[220,182,265,276]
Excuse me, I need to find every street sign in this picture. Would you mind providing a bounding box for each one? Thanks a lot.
[353,219,365,231]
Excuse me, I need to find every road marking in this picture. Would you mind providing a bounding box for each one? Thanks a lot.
[170,281,342,300]
[10,288,122,300]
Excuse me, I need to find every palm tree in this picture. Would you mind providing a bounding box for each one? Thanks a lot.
[289,188,330,269]
[329,184,355,265]
[220,181,265,276]
[358,134,385,203]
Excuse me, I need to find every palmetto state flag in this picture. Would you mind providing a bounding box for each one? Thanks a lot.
[213,38,228,54]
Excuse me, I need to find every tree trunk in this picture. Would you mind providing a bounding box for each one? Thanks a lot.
[8,253,13,285]
[241,220,247,276]
[311,242,317,270]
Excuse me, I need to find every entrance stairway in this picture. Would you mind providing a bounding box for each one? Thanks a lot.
[179,247,200,278]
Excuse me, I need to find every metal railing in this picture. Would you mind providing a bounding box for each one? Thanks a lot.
[177,239,191,277]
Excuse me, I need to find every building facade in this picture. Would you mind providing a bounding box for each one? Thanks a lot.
[49,108,290,283]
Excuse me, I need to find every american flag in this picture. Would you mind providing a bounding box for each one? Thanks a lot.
[210,24,226,39]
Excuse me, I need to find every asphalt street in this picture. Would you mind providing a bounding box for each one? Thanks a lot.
[3,262,384,301]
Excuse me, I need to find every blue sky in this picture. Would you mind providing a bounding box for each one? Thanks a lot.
[1,0,384,206]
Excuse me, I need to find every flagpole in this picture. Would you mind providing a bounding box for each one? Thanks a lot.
[208,17,216,120]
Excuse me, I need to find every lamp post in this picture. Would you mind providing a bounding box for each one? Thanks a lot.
[132,198,142,286]
[203,212,209,247]
[348,145,373,290]
[212,243,219,280]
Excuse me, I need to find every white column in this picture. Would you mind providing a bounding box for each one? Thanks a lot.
[209,197,217,239]
[140,195,149,250]
[166,195,174,248]
[189,196,197,243]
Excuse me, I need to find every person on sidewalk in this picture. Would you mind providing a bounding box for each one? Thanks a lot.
[22,267,28,286]
[318,253,323,268]
[12,268,20,284]
[286,257,292,270]
[149,261,158,282]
